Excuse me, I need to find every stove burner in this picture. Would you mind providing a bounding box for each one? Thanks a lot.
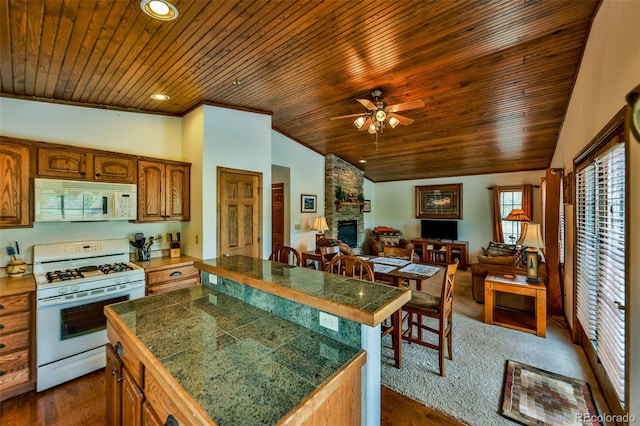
[98,262,134,274]
[46,269,84,283]
[78,265,99,273]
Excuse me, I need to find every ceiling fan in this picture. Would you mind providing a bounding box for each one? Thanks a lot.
[331,90,425,138]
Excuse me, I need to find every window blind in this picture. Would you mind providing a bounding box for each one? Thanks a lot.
[575,141,626,404]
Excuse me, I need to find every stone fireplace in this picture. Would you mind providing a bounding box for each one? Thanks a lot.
[325,154,365,253]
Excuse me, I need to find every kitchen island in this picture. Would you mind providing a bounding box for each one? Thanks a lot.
[105,256,410,425]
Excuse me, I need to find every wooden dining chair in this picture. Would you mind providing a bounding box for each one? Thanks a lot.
[268,246,301,266]
[381,246,415,262]
[319,245,341,268]
[324,255,375,282]
[401,260,458,376]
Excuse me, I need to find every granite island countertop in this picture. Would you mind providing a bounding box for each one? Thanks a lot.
[105,284,365,425]
[195,255,411,327]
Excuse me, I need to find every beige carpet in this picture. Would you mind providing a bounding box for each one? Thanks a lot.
[380,269,610,426]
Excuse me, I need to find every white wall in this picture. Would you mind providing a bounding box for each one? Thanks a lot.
[271,131,325,254]
[550,0,640,418]
[371,171,545,260]
[0,98,185,266]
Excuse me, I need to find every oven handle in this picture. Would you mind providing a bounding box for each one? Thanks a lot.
[37,282,144,308]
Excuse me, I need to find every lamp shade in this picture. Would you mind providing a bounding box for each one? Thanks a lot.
[505,209,531,222]
[311,216,330,232]
[517,222,545,248]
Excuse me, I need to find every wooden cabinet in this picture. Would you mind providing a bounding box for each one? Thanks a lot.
[137,160,190,222]
[93,154,136,183]
[0,288,35,401]
[146,264,200,296]
[37,146,136,183]
[411,238,469,269]
[0,139,32,228]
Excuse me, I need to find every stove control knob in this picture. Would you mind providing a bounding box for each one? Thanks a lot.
[58,287,68,294]
[71,285,80,292]
[115,277,122,284]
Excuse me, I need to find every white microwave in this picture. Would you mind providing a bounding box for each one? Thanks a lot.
[34,178,137,222]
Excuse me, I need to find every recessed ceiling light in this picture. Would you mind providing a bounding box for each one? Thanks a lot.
[150,93,170,101]
[140,0,178,21]
[358,159,367,164]
[232,79,241,86]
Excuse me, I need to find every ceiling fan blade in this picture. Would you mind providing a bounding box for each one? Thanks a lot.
[388,113,414,125]
[357,98,377,110]
[330,113,368,120]
[385,99,425,113]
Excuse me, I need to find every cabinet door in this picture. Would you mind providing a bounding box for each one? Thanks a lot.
[0,141,31,228]
[105,343,123,426]
[165,163,190,221]
[37,147,87,179]
[122,368,144,426]
[142,401,163,426]
[93,154,136,183]
[137,160,166,222]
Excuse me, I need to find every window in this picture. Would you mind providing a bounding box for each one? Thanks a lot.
[499,187,523,244]
[575,131,626,409]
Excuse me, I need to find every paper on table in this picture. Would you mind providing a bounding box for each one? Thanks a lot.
[371,257,411,267]
[373,263,396,273]
[398,263,439,277]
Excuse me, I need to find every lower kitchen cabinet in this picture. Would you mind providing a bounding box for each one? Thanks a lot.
[0,277,35,401]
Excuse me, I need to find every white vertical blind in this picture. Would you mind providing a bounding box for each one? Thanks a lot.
[575,141,626,404]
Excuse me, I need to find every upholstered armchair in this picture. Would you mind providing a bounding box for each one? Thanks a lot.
[364,227,416,260]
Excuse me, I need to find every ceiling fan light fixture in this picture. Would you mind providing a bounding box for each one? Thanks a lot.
[140,0,178,21]
[375,109,387,122]
[354,116,366,129]
[388,116,400,128]
[368,123,377,134]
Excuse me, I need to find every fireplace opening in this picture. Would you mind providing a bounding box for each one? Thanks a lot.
[337,220,357,248]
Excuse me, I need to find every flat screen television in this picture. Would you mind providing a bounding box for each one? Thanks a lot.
[421,220,458,241]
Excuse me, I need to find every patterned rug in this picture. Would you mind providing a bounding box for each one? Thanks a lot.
[501,360,602,425]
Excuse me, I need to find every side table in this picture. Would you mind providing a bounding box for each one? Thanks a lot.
[484,273,546,337]
[301,250,323,270]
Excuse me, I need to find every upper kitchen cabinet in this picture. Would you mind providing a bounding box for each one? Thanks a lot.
[37,146,136,183]
[137,160,190,222]
[0,138,32,228]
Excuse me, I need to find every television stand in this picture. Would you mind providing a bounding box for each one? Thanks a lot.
[411,238,469,270]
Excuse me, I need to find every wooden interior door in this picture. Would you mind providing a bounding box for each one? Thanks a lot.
[218,168,262,258]
[272,183,285,252]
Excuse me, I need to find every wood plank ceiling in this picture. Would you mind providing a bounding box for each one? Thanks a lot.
[0,0,600,182]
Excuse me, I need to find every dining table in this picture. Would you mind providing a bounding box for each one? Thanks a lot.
[360,255,442,369]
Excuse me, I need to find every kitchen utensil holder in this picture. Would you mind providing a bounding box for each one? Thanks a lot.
[137,248,150,261]
[170,247,181,258]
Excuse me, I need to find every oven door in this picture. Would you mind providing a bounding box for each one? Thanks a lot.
[36,282,144,366]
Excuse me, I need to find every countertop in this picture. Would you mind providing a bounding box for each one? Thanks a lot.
[132,255,199,271]
[195,255,411,327]
[0,274,35,297]
[106,285,364,425]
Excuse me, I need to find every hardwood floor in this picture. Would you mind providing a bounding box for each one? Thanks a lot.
[0,370,462,425]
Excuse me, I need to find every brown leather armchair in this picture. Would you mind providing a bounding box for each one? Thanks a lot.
[364,227,416,258]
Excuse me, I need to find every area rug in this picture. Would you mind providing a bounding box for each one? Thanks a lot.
[501,360,602,425]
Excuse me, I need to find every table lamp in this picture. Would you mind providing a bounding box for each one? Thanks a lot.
[505,209,531,222]
[517,222,545,283]
[311,216,330,253]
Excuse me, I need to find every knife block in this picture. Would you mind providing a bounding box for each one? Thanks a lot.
[170,246,181,258]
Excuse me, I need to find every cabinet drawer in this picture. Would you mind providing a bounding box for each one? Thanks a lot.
[147,278,200,296]
[0,349,29,388]
[0,330,30,354]
[0,311,30,335]
[0,293,31,316]
[144,370,189,425]
[147,265,199,285]
[107,327,144,386]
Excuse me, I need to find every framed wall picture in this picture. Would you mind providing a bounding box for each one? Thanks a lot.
[415,183,463,219]
[363,200,371,212]
[301,194,317,213]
